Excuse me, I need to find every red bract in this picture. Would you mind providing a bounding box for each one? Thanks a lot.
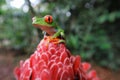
[14,36,100,80]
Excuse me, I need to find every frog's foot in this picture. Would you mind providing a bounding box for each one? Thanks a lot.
[50,37,65,44]
[44,36,65,44]
[50,39,65,44]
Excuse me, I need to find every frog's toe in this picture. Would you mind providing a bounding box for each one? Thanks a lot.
[58,40,65,43]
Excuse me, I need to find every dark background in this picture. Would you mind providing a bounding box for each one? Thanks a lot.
[0,0,120,80]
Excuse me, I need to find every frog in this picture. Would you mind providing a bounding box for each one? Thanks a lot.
[32,15,65,43]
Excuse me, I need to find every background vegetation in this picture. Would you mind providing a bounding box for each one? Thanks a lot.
[0,0,120,70]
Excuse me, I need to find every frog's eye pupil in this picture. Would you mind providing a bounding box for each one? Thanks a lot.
[48,16,51,22]
[44,15,53,23]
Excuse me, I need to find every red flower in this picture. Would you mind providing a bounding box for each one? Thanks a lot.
[14,36,100,80]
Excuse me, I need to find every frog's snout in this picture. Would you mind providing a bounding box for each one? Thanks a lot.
[32,17,37,24]
[32,17,36,21]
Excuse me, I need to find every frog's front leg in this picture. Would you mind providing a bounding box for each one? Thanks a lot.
[52,29,65,43]
[52,29,64,38]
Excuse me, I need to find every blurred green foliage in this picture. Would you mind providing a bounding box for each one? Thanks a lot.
[0,0,120,69]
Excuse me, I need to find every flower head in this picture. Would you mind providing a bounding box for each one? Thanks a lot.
[14,36,100,80]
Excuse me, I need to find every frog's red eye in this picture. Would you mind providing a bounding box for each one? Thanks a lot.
[44,15,53,23]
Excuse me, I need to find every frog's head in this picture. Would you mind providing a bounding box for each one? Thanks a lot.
[32,15,56,28]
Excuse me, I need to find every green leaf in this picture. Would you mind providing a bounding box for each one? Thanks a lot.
[108,12,116,22]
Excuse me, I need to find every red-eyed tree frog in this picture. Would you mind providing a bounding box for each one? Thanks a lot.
[32,15,65,43]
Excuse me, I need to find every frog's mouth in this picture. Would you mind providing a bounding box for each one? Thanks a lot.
[33,24,56,36]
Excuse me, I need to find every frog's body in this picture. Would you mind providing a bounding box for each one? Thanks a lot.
[32,15,65,43]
